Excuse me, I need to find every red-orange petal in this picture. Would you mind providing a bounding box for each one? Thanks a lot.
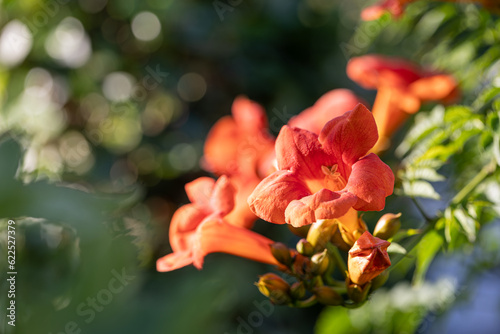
[156,250,194,272]
[248,170,311,225]
[409,74,458,102]
[209,175,235,216]
[203,116,240,175]
[192,220,279,269]
[347,55,423,89]
[224,174,260,229]
[169,204,206,252]
[232,95,269,133]
[346,153,394,211]
[275,125,334,179]
[361,0,413,21]
[284,189,358,227]
[185,177,215,211]
[288,89,365,135]
[319,104,379,166]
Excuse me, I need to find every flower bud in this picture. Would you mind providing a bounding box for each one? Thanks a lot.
[373,213,401,240]
[288,224,310,238]
[346,277,371,304]
[313,286,343,306]
[296,239,314,256]
[370,269,389,290]
[348,231,391,285]
[310,250,330,276]
[306,219,338,251]
[290,282,306,300]
[291,253,311,279]
[270,242,292,266]
[338,216,368,247]
[256,273,292,305]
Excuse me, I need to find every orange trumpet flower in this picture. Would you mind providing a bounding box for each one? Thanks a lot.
[362,0,500,21]
[203,96,275,179]
[248,104,394,228]
[347,55,458,153]
[156,176,279,272]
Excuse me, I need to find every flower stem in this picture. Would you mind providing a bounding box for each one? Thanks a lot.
[410,197,432,223]
[451,159,496,205]
[326,242,348,279]
[294,295,317,308]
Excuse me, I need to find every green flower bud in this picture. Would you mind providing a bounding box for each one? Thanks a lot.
[256,273,292,305]
[296,239,314,256]
[373,213,401,240]
[290,282,306,300]
[288,224,311,238]
[370,269,389,290]
[270,242,292,266]
[313,286,343,306]
[310,250,330,276]
[346,277,371,304]
[306,219,338,251]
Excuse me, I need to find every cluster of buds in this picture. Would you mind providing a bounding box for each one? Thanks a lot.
[257,214,400,307]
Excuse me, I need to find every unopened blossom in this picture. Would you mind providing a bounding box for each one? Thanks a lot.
[373,212,402,239]
[248,103,394,228]
[156,176,279,272]
[348,231,391,285]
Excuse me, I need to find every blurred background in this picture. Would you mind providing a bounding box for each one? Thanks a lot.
[0,0,499,333]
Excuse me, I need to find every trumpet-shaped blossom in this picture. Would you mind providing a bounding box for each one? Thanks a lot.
[157,176,279,272]
[203,96,275,179]
[248,104,394,228]
[361,0,411,21]
[361,0,499,21]
[347,55,458,153]
[348,231,391,285]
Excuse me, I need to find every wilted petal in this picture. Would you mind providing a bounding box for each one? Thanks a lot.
[346,153,394,211]
[192,220,279,269]
[285,189,358,227]
[348,231,391,285]
[248,170,311,225]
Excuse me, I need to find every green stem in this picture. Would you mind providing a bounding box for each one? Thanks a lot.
[387,224,432,272]
[451,159,496,205]
[342,299,368,309]
[326,243,348,279]
[411,197,432,223]
[331,286,347,294]
[294,295,317,308]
